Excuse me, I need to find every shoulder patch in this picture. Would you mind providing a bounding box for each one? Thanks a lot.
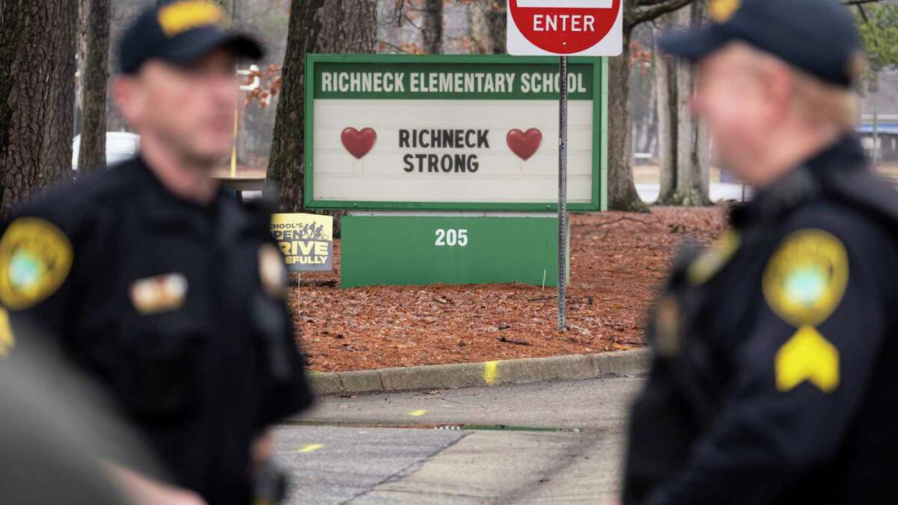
[687,230,741,285]
[0,218,73,310]
[762,229,848,327]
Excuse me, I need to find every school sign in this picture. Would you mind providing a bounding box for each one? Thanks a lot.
[303,55,608,288]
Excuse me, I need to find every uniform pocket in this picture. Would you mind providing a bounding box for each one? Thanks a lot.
[119,315,209,422]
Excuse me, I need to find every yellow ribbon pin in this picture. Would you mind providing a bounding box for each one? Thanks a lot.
[776,325,840,393]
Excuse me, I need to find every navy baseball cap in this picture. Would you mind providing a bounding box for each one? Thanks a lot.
[659,0,864,88]
[118,0,264,75]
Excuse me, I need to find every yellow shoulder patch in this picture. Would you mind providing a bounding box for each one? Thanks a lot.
[776,325,840,393]
[0,308,14,357]
[158,0,225,37]
[0,218,73,310]
[687,230,741,285]
[762,229,848,327]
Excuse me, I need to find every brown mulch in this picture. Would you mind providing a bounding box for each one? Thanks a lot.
[292,207,730,372]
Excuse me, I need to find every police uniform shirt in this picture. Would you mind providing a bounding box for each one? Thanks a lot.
[624,136,898,505]
[0,157,313,505]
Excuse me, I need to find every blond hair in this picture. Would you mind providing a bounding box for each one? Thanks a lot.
[730,43,859,133]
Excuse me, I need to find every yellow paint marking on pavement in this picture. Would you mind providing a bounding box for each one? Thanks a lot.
[408,410,429,417]
[297,444,325,454]
[484,361,499,385]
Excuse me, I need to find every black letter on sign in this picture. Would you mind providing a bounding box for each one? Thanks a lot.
[415,154,427,172]
[455,154,467,172]
[399,130,410,148]
[478,130,490,148]
[466,130,477,148]
[403,154,414,172]
[441,154,453,173]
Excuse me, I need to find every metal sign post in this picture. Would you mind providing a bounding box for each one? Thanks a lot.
[557,56,568,331]
[505,0,622,332]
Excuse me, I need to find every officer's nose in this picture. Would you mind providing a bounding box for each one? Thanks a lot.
[208,72,239,108]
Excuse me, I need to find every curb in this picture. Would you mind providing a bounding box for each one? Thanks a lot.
[308,349,651,396]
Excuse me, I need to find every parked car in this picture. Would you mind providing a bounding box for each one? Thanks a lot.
[72,132,140,170]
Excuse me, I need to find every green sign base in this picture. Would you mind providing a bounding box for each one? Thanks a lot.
[341,214,570,288]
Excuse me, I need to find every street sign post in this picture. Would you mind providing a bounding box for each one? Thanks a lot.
[507,0,621,330]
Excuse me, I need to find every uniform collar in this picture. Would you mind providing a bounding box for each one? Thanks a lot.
[730,135,868,229]
[133,155,224,230]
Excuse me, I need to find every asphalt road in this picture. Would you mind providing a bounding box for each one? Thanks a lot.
[273,374,645,505]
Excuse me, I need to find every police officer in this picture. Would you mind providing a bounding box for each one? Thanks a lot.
[623,0,898,504]
[0,2,312,504]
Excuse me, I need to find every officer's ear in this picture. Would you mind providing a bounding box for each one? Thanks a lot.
[111,74,147,130]
[754,56,793,125]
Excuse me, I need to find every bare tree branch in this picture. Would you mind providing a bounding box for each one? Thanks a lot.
[377,39,414,53]
[631,0,883,31]
[634,0,684,6]
[631,0,695,28]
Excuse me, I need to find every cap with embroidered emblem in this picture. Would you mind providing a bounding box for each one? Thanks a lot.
[659,0,864,89]
[118,0,264,75]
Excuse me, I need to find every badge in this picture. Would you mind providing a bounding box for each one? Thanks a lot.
[762,229,848,327]
[776,325,840,393]
[0,218,73,310]
[710,0,741,23]
[259,244,287,299]
[0,308,14,357]
[687,230,741,286]
[130,273,189,315]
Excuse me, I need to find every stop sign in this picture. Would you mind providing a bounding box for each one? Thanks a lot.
[507,0,622,56]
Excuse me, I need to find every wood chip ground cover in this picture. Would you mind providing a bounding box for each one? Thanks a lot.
[293,207,728,372]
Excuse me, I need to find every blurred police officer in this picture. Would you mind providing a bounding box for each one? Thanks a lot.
[623,0,898,504]
[1,333,164,505]
[0,1,312,504]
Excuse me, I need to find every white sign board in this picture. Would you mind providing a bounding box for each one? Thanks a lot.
[304,56,606,212]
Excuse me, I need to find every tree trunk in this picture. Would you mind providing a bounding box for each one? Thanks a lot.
[0,0,77,218]
[317,0,377,53]
[606,0,697,211]
[470,0,493,54]
[681,0,711,205]
[654,21,676,204]
[421,0,443,54]
[654,2,711,206]
[488,0,507,54]
[265,0,324,211]
[607,22,649,212]
[78,0,110,173]
[267,0,375,214]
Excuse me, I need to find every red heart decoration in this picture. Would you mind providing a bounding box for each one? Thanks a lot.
[341,127,377,159]
[506,129,542,161]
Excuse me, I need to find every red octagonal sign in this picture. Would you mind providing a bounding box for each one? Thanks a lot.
[507,0,623,56]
